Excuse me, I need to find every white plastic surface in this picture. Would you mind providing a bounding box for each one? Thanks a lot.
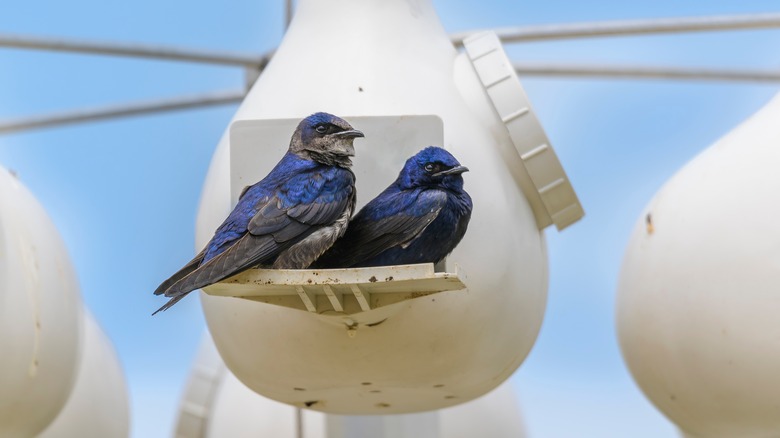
[175,333,326,438]
[438,381,526,438]
[174,333,224,438]
[0,166,82,436]
[617,93,780,437]
[198,0,550,414]
[176,334,525,438]
[463,32,583,231]
[204,263,465,314]
[38,311,130,438]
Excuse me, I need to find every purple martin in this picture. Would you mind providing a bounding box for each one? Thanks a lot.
[313,146,472,268]
[153,112,364,314]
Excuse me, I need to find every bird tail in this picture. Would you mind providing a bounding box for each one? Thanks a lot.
[152,248,206,315]
[152,235,279,315]
[152,294,188,316]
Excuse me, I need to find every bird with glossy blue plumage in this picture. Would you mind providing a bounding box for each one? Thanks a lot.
[313,146,472,269]
[153,112,364,314]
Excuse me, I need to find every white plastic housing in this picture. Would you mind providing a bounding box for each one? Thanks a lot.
[176,334,326,438]
[176,334,525,438]
[197,0,559,414]
[617,93,780,437]
[39,311,130,438]
[0,167,82,436]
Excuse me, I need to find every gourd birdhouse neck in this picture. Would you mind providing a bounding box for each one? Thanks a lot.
[284,0,455,62]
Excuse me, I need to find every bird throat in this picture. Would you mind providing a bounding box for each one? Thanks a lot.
[305,149,353,168]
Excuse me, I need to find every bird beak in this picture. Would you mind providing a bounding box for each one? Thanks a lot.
[334,129,365,139]
[433,165,469,177]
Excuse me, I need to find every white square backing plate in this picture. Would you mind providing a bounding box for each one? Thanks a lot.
[230,115,444,210]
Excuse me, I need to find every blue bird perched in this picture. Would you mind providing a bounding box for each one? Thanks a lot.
[313,146,472,269]
[153,112,364,314]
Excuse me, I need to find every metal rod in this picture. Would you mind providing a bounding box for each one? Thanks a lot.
[0,90,245,134]
[285,0,294,29]
[3,14,778,66]
[295,407,303,438]
[452,13,780,45]
[513,62,780,83]
[1,64,773,136]
[0,33,266,67]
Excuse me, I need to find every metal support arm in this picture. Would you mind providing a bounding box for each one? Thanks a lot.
[0,90,245,134]
[452,13,780,45]
[0,32,266,68]
[513,62,780,83]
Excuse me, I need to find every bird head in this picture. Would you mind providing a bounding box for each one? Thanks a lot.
[397,146,469,190]
[290,112,364,167]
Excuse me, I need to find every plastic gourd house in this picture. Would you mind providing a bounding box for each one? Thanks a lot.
[196,0,582,414]
[0,167,129,437]
[617,93,780,437]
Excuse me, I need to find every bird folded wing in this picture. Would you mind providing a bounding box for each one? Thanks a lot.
[248,178,354,242]
[326,190,446,267]
[159,169,354,299]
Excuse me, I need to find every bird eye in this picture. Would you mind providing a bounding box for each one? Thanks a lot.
[315,124,327,134]
[424,163,435,172]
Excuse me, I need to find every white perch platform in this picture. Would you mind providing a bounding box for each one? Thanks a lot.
[204,263,465,315]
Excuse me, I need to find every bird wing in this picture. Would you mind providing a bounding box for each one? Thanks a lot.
[317,189,447,268]
[154,167,354,308]
[248,169,355,238]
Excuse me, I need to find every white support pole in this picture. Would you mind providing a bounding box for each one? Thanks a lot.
[452,13,780,45]
[326,413,440,438]
[0,33,266,67]
[513,62,780,83]
[285,0,294,29]
[1,14,779,135]
[4,14,780,65]
[0,90,245,134]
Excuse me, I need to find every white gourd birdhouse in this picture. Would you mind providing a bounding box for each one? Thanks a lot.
[617,93,780,437]
[197,0,582,414]
[0,166,82,436]
[38,311,130,438]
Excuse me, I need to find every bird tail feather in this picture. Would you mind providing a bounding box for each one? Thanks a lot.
[153,248,207,297]
[151,248,207,315]
[152,235,277,315]
[152,294,188,316]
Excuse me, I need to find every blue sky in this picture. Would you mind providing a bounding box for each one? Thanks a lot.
[1,1,779,437]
